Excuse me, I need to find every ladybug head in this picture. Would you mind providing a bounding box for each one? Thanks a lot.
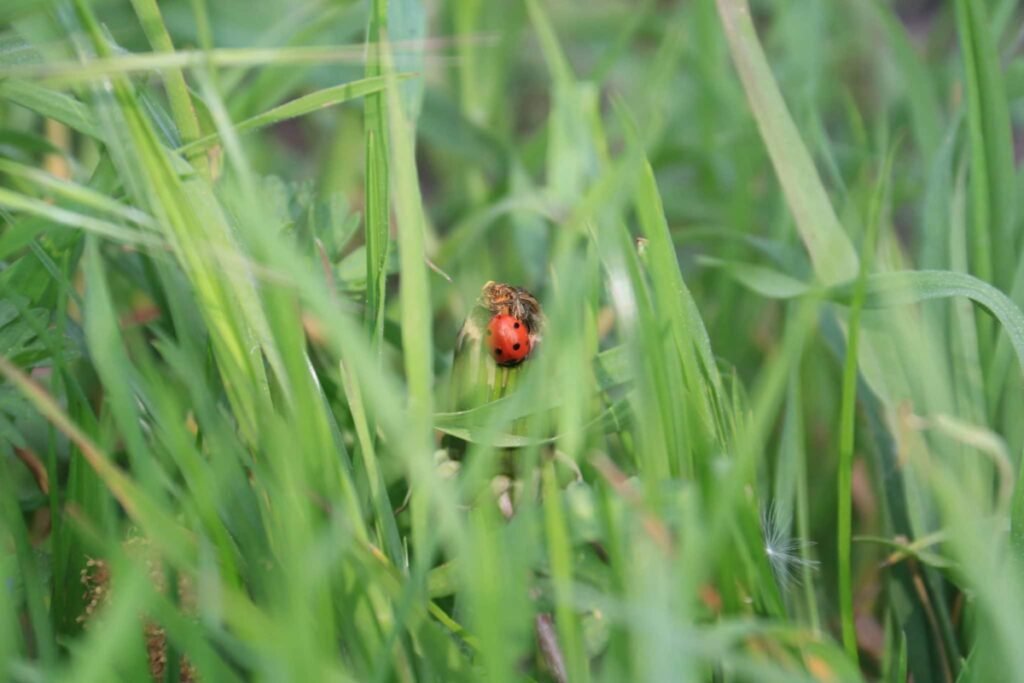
[486,314,532,366]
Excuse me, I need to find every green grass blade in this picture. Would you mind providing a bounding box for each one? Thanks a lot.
[837,143,893,662]
[338,360,403,565]
[0,45,374,84]
[364,0,390,358]
[388,0,425,120]
[542,461,591,683]
[179,75,406,155]
[634,160,725,439]
[708,264,1024,374]
[714,0,859,285]
[0,158,156,228]
[364,124,388,346]
[128,0,208,176]
[0,187,164,247]
[524,0,574,88]
[384,30,435,564]
[81,236,162,488]
[0,456,56,666]
[0,80,101,138]
[954,0,1016,289]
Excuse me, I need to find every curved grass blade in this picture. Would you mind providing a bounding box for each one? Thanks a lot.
[178,75,409,155]
[435,398,627,448]
[714,0,858,285]
[706,263,1024,376]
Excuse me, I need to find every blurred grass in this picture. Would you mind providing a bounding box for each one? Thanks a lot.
[3,0,1024,681]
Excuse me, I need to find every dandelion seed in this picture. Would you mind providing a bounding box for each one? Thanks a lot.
[761,502,819,591]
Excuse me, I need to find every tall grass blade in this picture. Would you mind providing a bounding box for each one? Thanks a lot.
[128,0,208,176]
[364,0,390,354]
[715,0,859,285]
[954,0,1016,289]
[837,143,893,662]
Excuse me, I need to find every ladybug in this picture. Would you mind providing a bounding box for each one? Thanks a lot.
[486,314,532,366]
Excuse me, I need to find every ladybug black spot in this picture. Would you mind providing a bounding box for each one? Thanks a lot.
[512,343,521,351]
[495,348,503,355]
[513,322,520,329]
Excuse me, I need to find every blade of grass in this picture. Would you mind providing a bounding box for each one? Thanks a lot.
[837,142,893,662]
[388,0,425,120]
[0,45,371,83]
[954,0,1016,289]
[338,360,403,566]
[0,158,157,228]
[714,0,859,285]
[81,236,163,490]
[179,75,407,155]
[0,455,56,666]
[0,187,165,247]
[384,31,435,565]
[0,79,101,139]
[222,5,365,120]
[189,0,213,51]
[705,263,1024,371]
[364,0,390,352]
[524,0,573,88]
[3,34,471,85]
[633,158,725,448]
[542,461,591,683]
[128,0,208,176]
[593,220,676,482]
[0,555,20,669]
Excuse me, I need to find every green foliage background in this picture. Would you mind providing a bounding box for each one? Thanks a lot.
[2,0,1024,681]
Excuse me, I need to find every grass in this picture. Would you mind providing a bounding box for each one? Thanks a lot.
[2,0,1024,681]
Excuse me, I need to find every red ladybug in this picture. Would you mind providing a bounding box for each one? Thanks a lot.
[486,314,532,366]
